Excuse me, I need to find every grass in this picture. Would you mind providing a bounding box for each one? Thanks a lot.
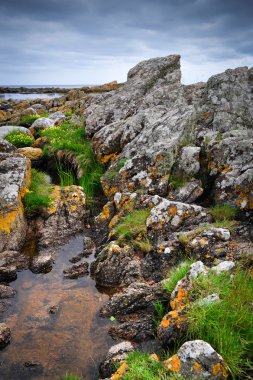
[122,351,165,380]
[62,374,82,380]
[23,169,52,216]
[56,159,75,186]
[169,174,186,190]
[163,260,193,294]
[42,122,103,198]
[187,269,253,378]
[210,203,237,222]
[114,208,152,252]
[5,131,34,148]
[19,114,41,127]
[152,301,167,330]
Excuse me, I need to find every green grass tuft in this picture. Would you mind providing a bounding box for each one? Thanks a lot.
[62,374,82,380]
[19,114,41,127]
[210,203,237,222]
[163,260,193,294]
[122,351,165,380]
[42,122,103,198]
[55,159,75,187]
[23,169,52,216]
[5,131,34,148]
[187,269,253,378]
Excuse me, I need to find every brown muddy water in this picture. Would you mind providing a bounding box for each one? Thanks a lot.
[0,234,114,380]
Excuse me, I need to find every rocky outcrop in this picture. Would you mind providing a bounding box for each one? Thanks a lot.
[0,323,11,349]
[0,152,31,252]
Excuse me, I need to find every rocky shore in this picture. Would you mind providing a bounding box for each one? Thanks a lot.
[0,54,252,379]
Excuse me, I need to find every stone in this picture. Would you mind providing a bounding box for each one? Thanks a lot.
[175,146,201,177]
[48,111,65,121]
[17,147,43,160]
[164,340,228,379]
[63,261,89,279]
[172,180,204,203]
[0,138,16,153]
[0,110,11,122]
[109,316,155,342]
[30,117,54,132]
[99,341,134,379]
[0,323,11,349]
[0,284,16,298]
[211,261,235,274]
[0,126,34,140]
[0,152,30,252]
[197,293,220,307]
[31,255,53,274]
[20,107,37,116]
[158,309,188,346]
[0,266,17,282]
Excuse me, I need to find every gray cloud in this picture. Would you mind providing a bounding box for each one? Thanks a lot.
[0,0,252,85]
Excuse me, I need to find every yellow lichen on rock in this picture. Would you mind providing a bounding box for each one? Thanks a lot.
[111,362,128,380]
[149,353,159,363]
[212,362,228,378]
[164,354,181,372]
[170,285,189,310]
[100,153,119,165]
[17,147,43,160]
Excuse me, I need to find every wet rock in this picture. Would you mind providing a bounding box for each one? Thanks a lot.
[17,147,43,160]
[211,260,235,274]
[63,261,89,279]
[0,250,29,270]
[100,282,164,317]
[109,316,155,342]
[31,254,53,274]
[0,284,16,298]
[0,323,11,349]
[164,340,228,379]
[0,152,30,252]
[0,266,17,282]
[99,341,134,379]
[83,236,96,257]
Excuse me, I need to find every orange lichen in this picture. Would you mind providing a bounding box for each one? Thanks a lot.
[111,362,128,380]
[109,215,120,229]
[159,310,186,329]
[170,285,189,310]
[98,203,112,221]
[193,361,201,372]
[168,205,177,217]
[212,362,228,378]
[164,355,181,372]
[149,353,159,363]
[100,153,119,165]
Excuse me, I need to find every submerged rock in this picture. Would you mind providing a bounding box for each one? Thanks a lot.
[0,323,11,349]
[31,254,53,274]
[0,284,16,298]
[63,261,89,279]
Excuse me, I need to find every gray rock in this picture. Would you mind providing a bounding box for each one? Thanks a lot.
[99,341,134,378]
[176,146,201,177]
[172,180,204,203]
[30,117,54,131]
[164,340,228,379]
[0,138,16,153]
[197,293,220,307]
[0,266,17,282]
[63,261,89,279]
[211,261,235,274]
[0,323,11,349]
[31,255,53,274]
[0,126,33,139]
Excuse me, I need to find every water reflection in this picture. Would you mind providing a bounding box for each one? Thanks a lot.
[0,93,62,100]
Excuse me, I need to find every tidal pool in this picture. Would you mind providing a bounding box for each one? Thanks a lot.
[0,235,114,380]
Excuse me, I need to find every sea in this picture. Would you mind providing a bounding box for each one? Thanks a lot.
[0,85,95,100]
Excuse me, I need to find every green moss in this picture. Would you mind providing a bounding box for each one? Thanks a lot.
[169,174,186,190]
[210,203,237,222]
[216,132,222,141]
[187,269,253,378]
[104,158,127,184]
[5,131,33,148]
[23,169,52,216]
[19,114,41,127]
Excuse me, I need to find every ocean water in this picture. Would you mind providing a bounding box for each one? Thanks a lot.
[0,93,62,100]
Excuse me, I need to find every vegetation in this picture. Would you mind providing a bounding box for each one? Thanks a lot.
[152,301,167,330]
[55,159,75,187]
[210,203,237,222]
[42,122,103,198]
[114,208,152,252]
[122,351,165,380]
[187,269,253,378]
[62,374,82,380]
[169,174,186,190]
[5,131,33,148]
[19,114,41,127]
[163,260,192,294]
[104,158,127,183]
[23,169,52,216]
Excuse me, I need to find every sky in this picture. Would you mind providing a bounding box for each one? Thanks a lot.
[0,0,252,85]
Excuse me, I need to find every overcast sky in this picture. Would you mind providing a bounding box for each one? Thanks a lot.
[0,0,252,85]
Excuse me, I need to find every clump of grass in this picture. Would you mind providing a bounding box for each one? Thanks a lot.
[178,232,190,247]
[169,174,186,190]
[114,209,151,252]
[42,122,103,198]
[19,114,41,127]
[65,112,75,117]
[152,301,167,330]
[210,203,237,222]
[23,169,52,216]
[122,351,165,380]
[163,260,193,294]
[56,160,75,186]
[5,131,34,148]
[187,269,253,378]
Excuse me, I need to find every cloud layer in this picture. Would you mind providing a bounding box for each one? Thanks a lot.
[0,0,252,85]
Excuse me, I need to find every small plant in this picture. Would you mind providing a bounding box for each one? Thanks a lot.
[23,169,52,216]
[210,203,237,222]
[5,131,33,148]
[19,114,40,127]
[178,232,190,247]
[152,301,167,330]
[56,159,75,187]
[169,174,186,190]
[163,260,192,294]
[65,112,75,117]
[62,374,82,380]
[187,269,253,378]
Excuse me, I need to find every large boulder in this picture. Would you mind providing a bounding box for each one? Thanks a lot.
[30,117,54,132]
[0,126,33,140]
[0,153,31,252]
